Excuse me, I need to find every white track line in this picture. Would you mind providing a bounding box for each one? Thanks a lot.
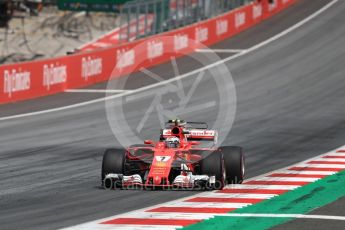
[311,158,345,162]
[64,89,131,93]
[275,170,336,175]
[195,49,246,53]
[107,213,345,221]
[0,0,338,122]
[165,201,251,209]
[60,146,345,230]
[252,177,320,182]
[116,212,215,220]
[218,213,345,221]
[325,154,345,157]
[225,184,300,190]
[195,193,276,199]
[294,164,345,169]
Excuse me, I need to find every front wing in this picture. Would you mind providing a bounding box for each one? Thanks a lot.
[103,173,216,190]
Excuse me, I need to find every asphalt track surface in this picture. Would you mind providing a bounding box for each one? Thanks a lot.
[1,0,345,229]
[273,196,345,230]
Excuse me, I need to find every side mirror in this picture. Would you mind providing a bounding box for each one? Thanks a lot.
[144,140,154,145]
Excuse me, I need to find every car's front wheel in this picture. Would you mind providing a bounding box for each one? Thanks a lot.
[101,148,125,188]
[200,151,226,190]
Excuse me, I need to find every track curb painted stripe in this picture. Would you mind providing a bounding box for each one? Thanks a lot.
[184,162,345,230]
[61,145,345,230]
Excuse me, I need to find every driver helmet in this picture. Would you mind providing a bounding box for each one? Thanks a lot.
[165,136,180,148]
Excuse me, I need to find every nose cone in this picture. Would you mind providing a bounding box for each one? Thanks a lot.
[153,176,161,185]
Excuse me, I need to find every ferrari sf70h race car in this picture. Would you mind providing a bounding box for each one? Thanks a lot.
[102,120,245,190]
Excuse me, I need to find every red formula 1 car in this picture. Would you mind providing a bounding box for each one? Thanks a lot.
[102,120,245,190]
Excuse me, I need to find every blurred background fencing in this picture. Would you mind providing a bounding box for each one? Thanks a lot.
[118,0,252,43]
[0,0,253,64]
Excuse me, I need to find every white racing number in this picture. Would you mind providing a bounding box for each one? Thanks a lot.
[155,156,171,162]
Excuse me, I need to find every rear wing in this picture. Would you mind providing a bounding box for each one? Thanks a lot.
[161,128,218,142]
[165,121,208,130]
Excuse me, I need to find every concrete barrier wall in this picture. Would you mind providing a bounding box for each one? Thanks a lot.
[0,0,295,104]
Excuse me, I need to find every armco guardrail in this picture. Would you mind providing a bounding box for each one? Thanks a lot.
[0,0,295,104]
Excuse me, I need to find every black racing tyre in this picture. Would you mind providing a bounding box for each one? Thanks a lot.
[101,149,125,183]
[200,150,226,190]
[220,146,245,184]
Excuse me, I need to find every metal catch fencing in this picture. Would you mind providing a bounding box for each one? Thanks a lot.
[118,0,253,43]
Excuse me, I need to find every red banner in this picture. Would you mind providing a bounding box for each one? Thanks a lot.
[0,0,295,104]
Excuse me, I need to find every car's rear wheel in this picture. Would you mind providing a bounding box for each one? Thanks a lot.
[101,149,125,187]
[200,151,225,190]
[220,146,245,184]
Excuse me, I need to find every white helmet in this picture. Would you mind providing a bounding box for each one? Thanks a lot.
[165,136,180,148]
